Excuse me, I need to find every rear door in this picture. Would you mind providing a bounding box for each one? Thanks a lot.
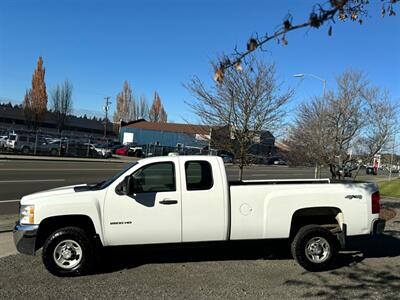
[180,157,228,242]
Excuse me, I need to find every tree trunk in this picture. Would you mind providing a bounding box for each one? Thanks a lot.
[329,163,337,180]
[239,164,244,181]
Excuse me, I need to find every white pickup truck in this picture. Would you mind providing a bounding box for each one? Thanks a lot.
[14,155,385,276]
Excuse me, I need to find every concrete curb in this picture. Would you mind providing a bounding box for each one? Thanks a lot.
[0,214,17,232]
[0,154,139,163]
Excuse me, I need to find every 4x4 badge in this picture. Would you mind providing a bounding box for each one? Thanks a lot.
[345,195,362,199]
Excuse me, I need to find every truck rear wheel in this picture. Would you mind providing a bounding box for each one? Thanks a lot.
[291,225,338,272]
[42,226,95,276]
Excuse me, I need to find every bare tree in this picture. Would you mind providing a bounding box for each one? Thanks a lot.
[287,70,399,179]
[352,89,399,177]
[114,82,151,123]
[186,57,292,180]
[137,95,149,120]
[213,0,398,81]
[51,80,73,133]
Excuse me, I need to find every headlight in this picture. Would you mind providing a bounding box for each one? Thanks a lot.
[20,205,35,224]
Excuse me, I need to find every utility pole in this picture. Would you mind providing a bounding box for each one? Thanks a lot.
[103,96,111,139]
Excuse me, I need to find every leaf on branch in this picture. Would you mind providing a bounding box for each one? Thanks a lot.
[214,68,224,83]
[339,9,347,20]
[381,6,386,17]
[309,13,321,28]
[389,7,396,16]
[328,26,333,36]
[283,19,292,31]
[234,60,243,71]
[351,11,358,20]
[247,38,258,51]
[281,37,288,45]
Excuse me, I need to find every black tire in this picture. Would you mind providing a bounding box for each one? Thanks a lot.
[291,224,338,272]
[50,148,58,156]
[21,146,30,154]
[42,227,95,277]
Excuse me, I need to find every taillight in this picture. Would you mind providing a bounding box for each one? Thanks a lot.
[372,191,380,214]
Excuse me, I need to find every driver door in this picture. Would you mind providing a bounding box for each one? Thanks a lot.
[104,159,182,245]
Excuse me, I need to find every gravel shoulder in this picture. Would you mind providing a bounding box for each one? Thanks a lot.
[0,199,399,299]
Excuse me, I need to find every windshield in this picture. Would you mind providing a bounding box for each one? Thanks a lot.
[96,162,137,190]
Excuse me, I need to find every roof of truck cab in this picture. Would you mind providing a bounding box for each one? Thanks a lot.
[136,155,220,164]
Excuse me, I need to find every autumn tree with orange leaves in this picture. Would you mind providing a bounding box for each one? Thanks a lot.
[149,92,167,123]
[24,56,48,131]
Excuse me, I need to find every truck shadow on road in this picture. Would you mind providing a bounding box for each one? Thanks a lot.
[285,234,400,299]
[95,233,400,275]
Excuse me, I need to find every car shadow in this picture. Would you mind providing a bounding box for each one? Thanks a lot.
[93,233,400,275]
[94,239,291,274]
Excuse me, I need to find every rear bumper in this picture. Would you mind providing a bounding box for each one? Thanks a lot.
[372,218,385,235]
[13,223,39,255]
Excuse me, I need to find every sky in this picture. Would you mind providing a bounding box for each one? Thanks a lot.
[0,0,399,125]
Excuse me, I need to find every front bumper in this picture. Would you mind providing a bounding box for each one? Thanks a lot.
[372,218,385,235]
[13,223,39,255]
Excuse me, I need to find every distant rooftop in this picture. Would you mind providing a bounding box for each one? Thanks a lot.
[123,119,213,135]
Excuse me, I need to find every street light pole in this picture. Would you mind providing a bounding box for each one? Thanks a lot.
[293,73,327,179]
[293,73,326,96]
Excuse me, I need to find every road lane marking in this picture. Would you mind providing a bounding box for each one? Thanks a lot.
[0,179,65,183]
[0,199,20,203]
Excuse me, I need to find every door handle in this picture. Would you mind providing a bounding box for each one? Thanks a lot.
[159,199,178,205]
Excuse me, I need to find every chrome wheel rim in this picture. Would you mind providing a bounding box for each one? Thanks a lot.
[53,239,83,269]
[305,237,330,263]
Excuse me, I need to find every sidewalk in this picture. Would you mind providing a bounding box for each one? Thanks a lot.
[0,232,16,258]
[0,154,139,163]
[0,214,17,232]
[0,215,17,258]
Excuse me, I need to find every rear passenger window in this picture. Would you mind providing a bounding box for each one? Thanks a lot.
[185,161,213,190]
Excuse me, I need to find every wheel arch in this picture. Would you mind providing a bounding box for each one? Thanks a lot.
[35,214,102,251]
[290,206,344,237]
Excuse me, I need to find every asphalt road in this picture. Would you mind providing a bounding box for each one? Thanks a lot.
[0,159,330,215]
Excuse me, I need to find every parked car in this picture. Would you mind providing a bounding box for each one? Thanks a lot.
[5,133,48,154]
[273,159,287,165]
[93,144,112,158]
[115,144,143,157]
[0,135,8,149]
[14,155,384,276]
[219,153,233,163]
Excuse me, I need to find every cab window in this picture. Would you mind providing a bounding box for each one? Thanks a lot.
[132,162,175,193]
[185,161,213,191]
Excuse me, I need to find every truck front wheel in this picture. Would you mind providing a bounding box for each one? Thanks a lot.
[42,227,95,276]
[291,225,338,272]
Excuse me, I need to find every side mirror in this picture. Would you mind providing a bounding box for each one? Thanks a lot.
[126,175,134,195]
[117,175,134,195]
